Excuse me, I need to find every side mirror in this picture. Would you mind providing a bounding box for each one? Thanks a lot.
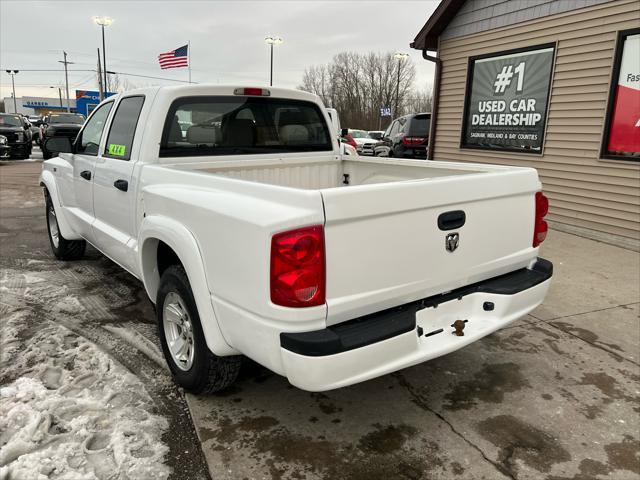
[340,128,348,137]
[44,136,74,155]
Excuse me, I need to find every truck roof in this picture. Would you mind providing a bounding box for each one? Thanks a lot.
[109,84,321,104]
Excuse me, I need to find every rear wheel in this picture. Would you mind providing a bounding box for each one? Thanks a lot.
[157,265,241,393]
[46,195,86,260]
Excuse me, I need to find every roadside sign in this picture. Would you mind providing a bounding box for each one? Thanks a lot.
[380,107,392,117]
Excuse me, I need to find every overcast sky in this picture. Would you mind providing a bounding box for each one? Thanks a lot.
[0,0,438,102]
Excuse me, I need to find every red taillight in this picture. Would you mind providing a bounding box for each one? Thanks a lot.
[533,192,549,247]
[270,225,325,308]
[402,136,426,146]
[233,87,271,96]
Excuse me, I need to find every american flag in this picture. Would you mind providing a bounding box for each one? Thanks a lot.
[158,44,189,69]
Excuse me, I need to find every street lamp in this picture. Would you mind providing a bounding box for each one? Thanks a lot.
[92,16,113,93]
[393,52,410,118]
[264,36,283,86]
[50,86,63,108]
[5,70,19,113]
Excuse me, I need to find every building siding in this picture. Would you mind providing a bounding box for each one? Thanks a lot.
[442,0,615,40]
[434,0,640,241]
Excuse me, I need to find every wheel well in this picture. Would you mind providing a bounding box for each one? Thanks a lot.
[157,241,182,276]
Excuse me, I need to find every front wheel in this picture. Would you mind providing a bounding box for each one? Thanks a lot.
[157,265,241,394]
[46,195,86,260]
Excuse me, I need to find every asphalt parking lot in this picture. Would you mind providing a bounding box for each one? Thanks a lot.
[1,155,638,480]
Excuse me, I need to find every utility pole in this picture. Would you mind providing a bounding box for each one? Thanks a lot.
[50,86,63,107]
[5,70,19,113]
[58,52,73,112]
[97,48,104,100]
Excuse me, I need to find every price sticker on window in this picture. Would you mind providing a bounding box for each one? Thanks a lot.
[108,144,126,157]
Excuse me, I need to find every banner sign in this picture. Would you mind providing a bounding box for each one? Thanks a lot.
[461,45,555,153]
[605,32,640,157]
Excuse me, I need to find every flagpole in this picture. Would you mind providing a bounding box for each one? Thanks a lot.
[188,40,191,84]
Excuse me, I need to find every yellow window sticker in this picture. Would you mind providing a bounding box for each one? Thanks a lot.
[108,144,126,156]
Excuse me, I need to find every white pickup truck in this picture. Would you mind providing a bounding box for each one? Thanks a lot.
[40,85,552,393]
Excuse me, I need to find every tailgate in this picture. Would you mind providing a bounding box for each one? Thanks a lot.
[321,168,541,326]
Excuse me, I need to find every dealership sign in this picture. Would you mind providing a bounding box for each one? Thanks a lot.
[461,45,555,153]
[605,32,640,156]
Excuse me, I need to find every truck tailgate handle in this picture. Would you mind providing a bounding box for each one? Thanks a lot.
[113,179,128,192]
[438,210,466,230]
[80,170,91,181]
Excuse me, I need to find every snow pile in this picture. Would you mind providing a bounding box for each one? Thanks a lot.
[0,304,171,480]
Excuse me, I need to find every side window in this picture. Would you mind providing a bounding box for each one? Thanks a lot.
[76,102,113,156]
[389,121,400,137]
[104,96,145,161]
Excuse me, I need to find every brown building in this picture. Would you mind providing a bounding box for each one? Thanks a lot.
[411,0,640,249]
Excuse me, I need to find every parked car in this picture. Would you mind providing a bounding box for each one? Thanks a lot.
[40,113,85,159]
[41,85,552,394]
[348,129,378,156]
[27,115,43,144]
[0,113,32,159]
[339,129,358,150]
[19,115,34,147]
[368,130,385,140]
[375,113,431,159]
[0,135,10,158]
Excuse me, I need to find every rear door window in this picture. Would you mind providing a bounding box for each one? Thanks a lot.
[160,96,332,157]
[104,96,145,160]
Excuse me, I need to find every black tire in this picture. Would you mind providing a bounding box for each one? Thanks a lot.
[42,148,52,160]
[45,194,86,260]
[157,265,241,394]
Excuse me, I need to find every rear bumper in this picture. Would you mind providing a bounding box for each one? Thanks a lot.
[280,258,552,391]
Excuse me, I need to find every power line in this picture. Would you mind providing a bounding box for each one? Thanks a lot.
[105,70,193,84]
[4,68,192,84]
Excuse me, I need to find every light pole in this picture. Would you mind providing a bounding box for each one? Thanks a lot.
[5,70,19,113]
[92,16,113,93]
[393,52,409,118]
[50,86,63,108]
[264,36,283,86]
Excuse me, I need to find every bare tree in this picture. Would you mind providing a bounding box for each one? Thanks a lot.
[107,74,141,93]
[299,51,427,130]
[405,88,433,114]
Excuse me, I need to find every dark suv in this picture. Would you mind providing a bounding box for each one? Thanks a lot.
[0,113,32,159]
[40,113,85,159]
[375,113,430,159]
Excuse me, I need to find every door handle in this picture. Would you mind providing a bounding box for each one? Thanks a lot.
[113,179,128,192]
[80,170,92,181]
[438,210,466,231]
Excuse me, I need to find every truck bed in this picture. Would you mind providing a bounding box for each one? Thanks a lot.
[170,156,495,190]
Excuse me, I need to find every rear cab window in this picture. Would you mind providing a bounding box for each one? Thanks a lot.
[408,114,431,136]
[160,96,333,157]
[104,96,145,160]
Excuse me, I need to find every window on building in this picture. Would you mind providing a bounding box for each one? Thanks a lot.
[104,96,145,160]
[460,44,555,154]
[601,28,640,161]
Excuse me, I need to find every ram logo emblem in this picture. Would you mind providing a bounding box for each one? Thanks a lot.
[446,233,459,252]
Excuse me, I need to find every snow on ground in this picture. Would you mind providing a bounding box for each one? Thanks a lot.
[0,271,172,480]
